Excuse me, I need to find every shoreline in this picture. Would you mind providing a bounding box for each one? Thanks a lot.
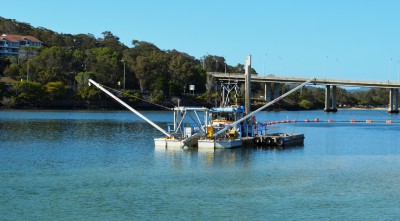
[338,107,388,111]
[0,106,391,112]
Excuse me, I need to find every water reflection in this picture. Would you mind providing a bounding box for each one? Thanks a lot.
[254,144,305,152]
[154,145,305,168]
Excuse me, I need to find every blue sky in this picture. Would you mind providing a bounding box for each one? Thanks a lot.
[2,0,400,81]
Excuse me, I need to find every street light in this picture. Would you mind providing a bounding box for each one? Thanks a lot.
[121,59,126,89]
[336,58,339,79]
[324,56,328,80]
[389,58,392,82]
[397,60,400,82]
[263,53,268,76]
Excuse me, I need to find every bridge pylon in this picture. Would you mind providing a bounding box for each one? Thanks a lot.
[324,85,338,112]
[388,88,399,113]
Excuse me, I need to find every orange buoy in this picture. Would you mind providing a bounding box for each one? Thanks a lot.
[386,120,392,124]
[327,119,333,123]
[350,120,356,123]
[305,119,310,122]
[314,118,319,122]
[366,120,373,123]
[292,120,297,123]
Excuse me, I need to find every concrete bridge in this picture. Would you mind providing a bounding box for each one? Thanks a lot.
[207,72,400,113]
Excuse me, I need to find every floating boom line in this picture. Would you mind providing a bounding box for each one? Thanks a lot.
[88,79,171,137]
[211,78,316,138]
[266,119,399,125]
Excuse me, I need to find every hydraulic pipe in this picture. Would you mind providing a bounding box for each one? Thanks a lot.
[88,79,171,137]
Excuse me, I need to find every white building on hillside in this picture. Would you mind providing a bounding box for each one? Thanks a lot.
[0,34,42,58]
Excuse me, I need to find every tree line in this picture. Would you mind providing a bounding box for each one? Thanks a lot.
[0,17,245,108]
[0,16,391,110]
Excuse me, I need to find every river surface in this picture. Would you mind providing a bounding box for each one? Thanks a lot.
[1,109,400,220]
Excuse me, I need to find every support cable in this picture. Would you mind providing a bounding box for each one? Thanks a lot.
[89,79,171,137]
[101,85,173,111]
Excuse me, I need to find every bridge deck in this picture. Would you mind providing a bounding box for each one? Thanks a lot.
[209,72,400,88]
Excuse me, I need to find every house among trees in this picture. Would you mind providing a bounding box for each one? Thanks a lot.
[0,34,42,58]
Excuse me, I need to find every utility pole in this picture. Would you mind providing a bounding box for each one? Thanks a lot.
[336,58,339,79]
[397,60,400,82]
[121,60,126,89]
[26,60,29,81]
[263,53,268,76]
[389,58,392,82]
[324,56,328,80]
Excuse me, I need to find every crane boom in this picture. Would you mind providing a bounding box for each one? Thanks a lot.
[88,79,171,137]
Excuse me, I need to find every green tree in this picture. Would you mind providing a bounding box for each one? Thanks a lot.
[12,81,44,104]
[188,66,207,94]
[75,71,95,87]
[75,72,99,101]
[86,47,122,86]
[3,63,20,78]
[133,50,168,92]
[352,88,388,107]
[44,81,68,100]
[0,82,6,98]
[71,49,86,73]
[26,46,76,84]
[121,90,142,103]
[76,85,100,101]
[201,55,226,72]
[70,33,99,51]
[300,99,312,109]
[0,57,11,75]
[150,76,167,93]
[167,50,197,95]
[230,63,244,73]
[99,31,127,53]
[123,41,164,92]
[125,41,160,59]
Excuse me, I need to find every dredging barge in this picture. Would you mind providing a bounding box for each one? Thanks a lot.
[89,55,314,149]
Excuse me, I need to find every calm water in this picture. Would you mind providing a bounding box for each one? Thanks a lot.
[1,109,400,220]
